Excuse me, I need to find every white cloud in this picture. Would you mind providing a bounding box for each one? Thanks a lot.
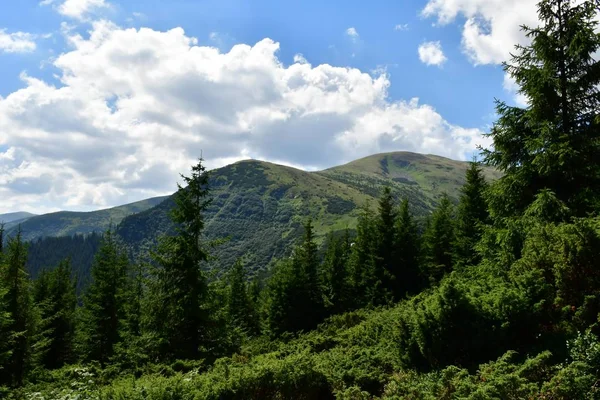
[418,41,447,66]
[0,30,36,53]
[42,0,110,20]
[0,22,487,213]
[394,24,409,31]
[422,0,539,65]
[346,27,359,41]
[293,53,308,64]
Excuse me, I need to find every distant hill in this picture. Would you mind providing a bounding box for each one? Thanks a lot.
[5,196,169,241]
[5,152,498,276]
[116,152,500,274]
[0,211,36,224]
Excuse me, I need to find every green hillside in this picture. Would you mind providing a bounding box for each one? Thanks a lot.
[116,152,498,273]
[6,196,169,241]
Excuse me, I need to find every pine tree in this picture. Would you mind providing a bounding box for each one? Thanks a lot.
[247,277,262,336]
[147,158,212,360]
[348,205,378,307]
[297,218,323,329]
[454,162,490,268]
[423,194,456,282]
[322,230,351,315]
[33,260,77,370]
[482,0,600,220]
[0,230,35,386]
[0,230,14,383]
[226,259,253,334]
[395,199,422,297]
[375,187,397,303]
[78,229,129,367]
[264,257,302,336]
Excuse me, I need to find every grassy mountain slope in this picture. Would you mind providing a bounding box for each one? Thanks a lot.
[6,196,169,241]
[117,152,498,273]
[0,211,36,224]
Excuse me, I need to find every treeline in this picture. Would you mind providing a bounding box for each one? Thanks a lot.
[26,233,102,289]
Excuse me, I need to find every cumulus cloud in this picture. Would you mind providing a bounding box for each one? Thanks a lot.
[0,29,36,53]
[422,0,539,65]
[394,24,409,31]
[42,0,110,20]
[418,41,447,66]
[0,21,488,213]
[346,27,359,41]
[293,53,308,64]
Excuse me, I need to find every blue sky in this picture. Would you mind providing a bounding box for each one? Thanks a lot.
[0,0,538,213]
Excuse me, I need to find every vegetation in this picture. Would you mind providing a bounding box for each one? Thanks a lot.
[1,0,600,398]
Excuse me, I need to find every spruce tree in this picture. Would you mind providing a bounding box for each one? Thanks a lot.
[423,194,456,282]
[375,187,397,303]
[482,0,600,220]
[226,259,253,334]
[322,230,351,315]
[33,260,77,369]
[297,218,323,329]
[264,257,302,336]
[348,205,378,307]
[454,162,489,268]
[148,158,211,360]
[395,199,422,297]
[0,230,35,386]
[78,229,129,367]
[0,230,13,383]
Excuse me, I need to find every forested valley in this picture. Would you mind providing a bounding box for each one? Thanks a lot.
[2,0,600,398]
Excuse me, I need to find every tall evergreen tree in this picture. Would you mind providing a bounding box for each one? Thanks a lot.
[348,205,378,307]
[0,228,13,383]
[78,229,129,367]
[482,0,600,220]
[454,162,490,268]
[423,194,456,282]
[395,199,422,297]
[147,158,212,360]
[0,230,35,386]
[297,218,323,329]
[226,259,254,334]
[33,260,77,370]
[264,257,302,336]
[375,187,397,303]
[322,230,351,315]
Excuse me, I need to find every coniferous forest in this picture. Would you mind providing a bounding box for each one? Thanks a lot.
[2,0,600,398]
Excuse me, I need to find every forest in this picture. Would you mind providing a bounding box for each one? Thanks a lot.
[1,0,600,398]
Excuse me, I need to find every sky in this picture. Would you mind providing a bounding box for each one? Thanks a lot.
[0,0,542,214]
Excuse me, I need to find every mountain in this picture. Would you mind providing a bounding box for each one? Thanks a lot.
[5,196,169,241]
[0,211,36,224]
[116,152,500,274]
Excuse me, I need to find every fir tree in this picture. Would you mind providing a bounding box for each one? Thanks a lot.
[482,0,600,220]
[78,229,129,367]
[148,158,212,360]
[423,194,456,282]
[322,230,351,315]
[264,258,302,336]
[297,218,323,329]
[0,230,35,386]
[395,199,422,297]
[33,260,77,369]
[226,259,253,334]
[348,205,378,307]
[375,187,397,303]
[454,162,489,268]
